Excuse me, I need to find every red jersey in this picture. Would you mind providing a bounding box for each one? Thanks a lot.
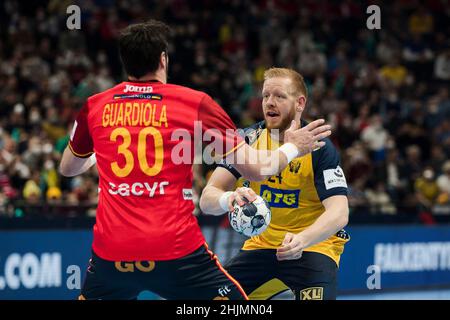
[69,81,243,261]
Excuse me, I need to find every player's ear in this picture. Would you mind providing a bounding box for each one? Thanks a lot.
[296,95,306,112]
[160,51,168,69]
[159,51,169,79]
[159,51,167,69]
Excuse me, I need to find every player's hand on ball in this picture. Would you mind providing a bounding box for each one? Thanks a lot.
[227,187,257,211]
[276,232,306,261]
[228,193,271,237]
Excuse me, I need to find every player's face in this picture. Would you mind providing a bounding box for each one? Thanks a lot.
[262,77,299,131]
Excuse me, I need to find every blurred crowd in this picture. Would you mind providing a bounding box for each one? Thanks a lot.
[0,0,449,223]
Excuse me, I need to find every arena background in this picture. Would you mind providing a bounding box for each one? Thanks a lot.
[0,0,449,300]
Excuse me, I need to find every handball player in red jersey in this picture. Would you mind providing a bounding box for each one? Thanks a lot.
[59,20,331,300]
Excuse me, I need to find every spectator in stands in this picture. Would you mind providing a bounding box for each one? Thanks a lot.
[361,115,389,163]
[434,48,450,81]
[347,178,369,213]
[415,167,440,213]
[22,171,41,204]
[376,34,400,65]
[437,161,450,198]
[429,145,448,175]
[384,148,407,203]
[46,186,62,204]
[408,6,434,37]
[379,57,408,87]
[365,181,397,215]
[344,141,373,187]
[435,161,450,214]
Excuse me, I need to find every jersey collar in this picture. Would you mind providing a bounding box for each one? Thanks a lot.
[126,79,163,84]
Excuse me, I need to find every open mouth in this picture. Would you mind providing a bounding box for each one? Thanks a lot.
[266,111,280,118]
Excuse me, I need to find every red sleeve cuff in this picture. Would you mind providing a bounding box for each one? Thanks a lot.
[68,142,94,158]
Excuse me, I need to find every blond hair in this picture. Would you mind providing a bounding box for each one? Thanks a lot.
[263,68,308,99]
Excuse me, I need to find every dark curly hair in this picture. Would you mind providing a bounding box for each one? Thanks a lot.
[118,20,171,78]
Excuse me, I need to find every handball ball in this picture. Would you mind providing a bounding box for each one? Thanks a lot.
[228,195,271,237]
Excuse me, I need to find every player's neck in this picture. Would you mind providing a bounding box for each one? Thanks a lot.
[128,71,167,84]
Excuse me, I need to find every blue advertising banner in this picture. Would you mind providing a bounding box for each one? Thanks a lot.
[338,226,450,292]
[0,230,92,300]
[1,225,450,299]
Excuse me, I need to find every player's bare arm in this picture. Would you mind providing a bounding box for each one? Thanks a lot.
[59,148,96,177]
[200,167,258,215]
[229,119,331,182]
[276,195,349,261]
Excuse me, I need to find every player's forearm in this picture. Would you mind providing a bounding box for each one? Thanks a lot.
[79,155,96,174]
[256,149,291,180]
[59,148,96,177]
[241,149,290,181]
[297,205,349,249]
[231,145,292,181]
[199,185,228,216]
[59,158,95,177]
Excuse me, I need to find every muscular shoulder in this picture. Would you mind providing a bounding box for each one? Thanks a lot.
[311,138,340,169]
[163,83,207,101]
[86,83,125,107]
[311,138,348,201]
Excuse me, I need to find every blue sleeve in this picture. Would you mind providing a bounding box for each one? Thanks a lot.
[312,138,348,201]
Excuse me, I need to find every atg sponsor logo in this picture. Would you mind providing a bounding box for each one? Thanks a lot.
[260,185,299,208]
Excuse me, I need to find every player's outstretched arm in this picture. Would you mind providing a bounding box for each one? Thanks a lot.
[229,119,331,182]
[276,195,349,261]
[199,167,258,215]
[59,147,96,177]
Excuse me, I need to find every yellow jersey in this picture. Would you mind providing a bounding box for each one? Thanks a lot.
[220,121,350,265]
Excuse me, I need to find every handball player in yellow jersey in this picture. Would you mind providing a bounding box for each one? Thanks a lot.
[200,68,350,300]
